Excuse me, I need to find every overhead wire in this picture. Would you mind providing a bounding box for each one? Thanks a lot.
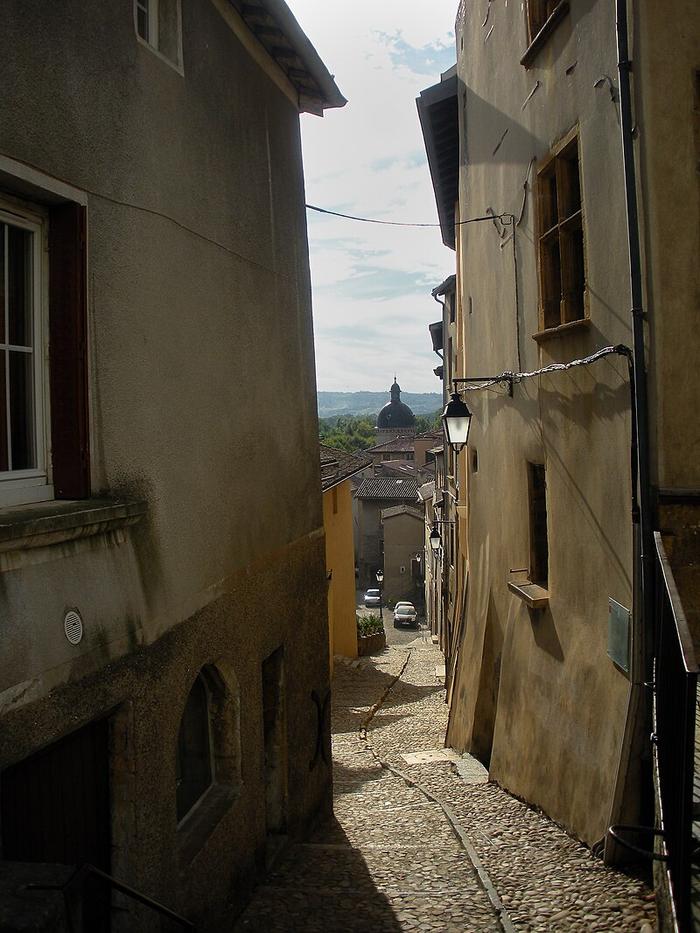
[305,204,513,229]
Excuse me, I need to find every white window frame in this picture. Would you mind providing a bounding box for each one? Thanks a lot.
[0,201,53,507]
[134,0,184,76]
[135,0,159,49]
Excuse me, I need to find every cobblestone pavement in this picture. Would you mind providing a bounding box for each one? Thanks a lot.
[235,637,656,932]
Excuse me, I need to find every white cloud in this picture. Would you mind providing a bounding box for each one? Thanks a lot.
[286,1,457,392]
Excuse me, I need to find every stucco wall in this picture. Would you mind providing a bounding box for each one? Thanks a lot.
[449,0,634,844]
[0,0,321,712]
[323,480,358,661]
[635,0,700,491]
[0,1,330,926]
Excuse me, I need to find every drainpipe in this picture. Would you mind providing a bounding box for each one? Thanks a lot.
[605,0,655,864]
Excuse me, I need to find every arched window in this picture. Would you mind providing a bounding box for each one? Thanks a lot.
[176,672,214,823]
[174,664,242,858]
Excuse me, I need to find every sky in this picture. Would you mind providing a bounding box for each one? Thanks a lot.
[287,1,458,394]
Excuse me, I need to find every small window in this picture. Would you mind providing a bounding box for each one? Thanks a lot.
[536,135,586,331]
[526,0,561,42]
[176,673,213,823]
[528,463,548,587]
[521,2,570,68]
[134,0,183,70]
[0,204,52,506]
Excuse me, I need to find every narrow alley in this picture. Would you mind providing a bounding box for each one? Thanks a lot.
[235,630,657,932]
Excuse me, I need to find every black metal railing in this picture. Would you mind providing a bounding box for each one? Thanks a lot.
[654,531,699,930]
[28,862,196,932]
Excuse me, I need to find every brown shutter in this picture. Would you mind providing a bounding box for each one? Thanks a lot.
[49,203,90,499]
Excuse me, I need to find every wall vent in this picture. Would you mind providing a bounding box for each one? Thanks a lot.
[64,609,84,645]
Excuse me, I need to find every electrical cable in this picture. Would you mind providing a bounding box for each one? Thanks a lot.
[306,204,513,229]
[454,344,632,392]
[453,342,639,524]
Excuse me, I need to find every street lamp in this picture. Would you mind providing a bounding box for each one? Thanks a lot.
[376,569,383,623]
[442,392,472,453]
[429,523,442,551]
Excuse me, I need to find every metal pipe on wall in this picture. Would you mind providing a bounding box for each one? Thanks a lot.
[605,0,656,864]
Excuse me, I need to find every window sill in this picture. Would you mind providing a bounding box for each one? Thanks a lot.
[520,2,570,69]
[0,498,147,553]
[177,783,237,868]
[532,317,590,343]
[508,581,550,609]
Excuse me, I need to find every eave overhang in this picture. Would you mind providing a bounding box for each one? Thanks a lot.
[429,320,444,353]
[229,0,346,115]
[416,73,459,249]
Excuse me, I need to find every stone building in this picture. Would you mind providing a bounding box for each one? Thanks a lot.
[0,3,343,930]
[354,476,420,588]
[418,2,699,915]
[381,504,425,608]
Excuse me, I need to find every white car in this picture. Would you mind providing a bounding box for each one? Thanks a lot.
[393,602,418,628]
[363,588,381,608]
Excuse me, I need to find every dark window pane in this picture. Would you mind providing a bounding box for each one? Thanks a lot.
[0,223,5,344]
[561,224,585,322]
[176,675,212,821]
[538,165,558,233]
[0,352,7,471]
[8,226,31,348]
[137,4,149,41]
[529,463,548,587]
[528,0,548,37]
[540,235,562,329]
[557,143,581,220]
[9,350,34,470]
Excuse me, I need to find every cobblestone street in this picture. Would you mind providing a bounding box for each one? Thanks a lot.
[235,631,657,932]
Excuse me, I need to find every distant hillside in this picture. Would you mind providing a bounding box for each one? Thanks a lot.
[318,391,442,418]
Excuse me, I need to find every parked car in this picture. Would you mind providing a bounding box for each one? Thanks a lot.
[363,588,381,608]
[393,602,418,628]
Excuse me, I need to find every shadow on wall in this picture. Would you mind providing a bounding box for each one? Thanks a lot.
[471,592,503,767]
[530,606,564,662]
[460,82,541,168]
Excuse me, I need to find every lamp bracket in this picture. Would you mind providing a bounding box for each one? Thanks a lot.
[453,375,513,396]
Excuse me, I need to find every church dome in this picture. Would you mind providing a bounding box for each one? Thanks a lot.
[377,379,416,430]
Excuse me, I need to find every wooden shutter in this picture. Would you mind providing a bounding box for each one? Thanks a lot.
[49,202,90,499]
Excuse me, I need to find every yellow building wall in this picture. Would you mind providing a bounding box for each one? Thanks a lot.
[323,479,358,665]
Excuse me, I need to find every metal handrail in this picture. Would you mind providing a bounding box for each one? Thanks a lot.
[653,532,698,931]
[27,862,196,931]
[654,532,699,675]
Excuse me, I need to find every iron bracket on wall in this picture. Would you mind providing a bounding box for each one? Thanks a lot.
[453,375,514,396]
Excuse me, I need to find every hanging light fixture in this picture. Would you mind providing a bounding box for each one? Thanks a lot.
[429,524,442,551]
[442,392,472,453]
